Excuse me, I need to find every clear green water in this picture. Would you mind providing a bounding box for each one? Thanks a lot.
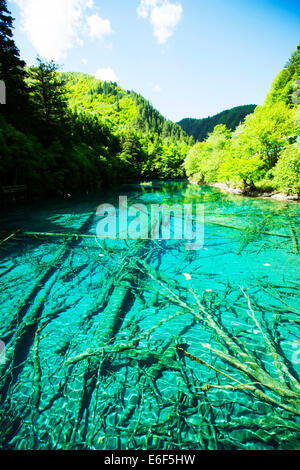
[0,181,299,450]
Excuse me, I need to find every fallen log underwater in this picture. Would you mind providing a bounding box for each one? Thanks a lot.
[0,220,295,243]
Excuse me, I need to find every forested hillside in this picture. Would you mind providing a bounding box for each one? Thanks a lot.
[0,0,191,198]
[184,43,300,195]
[62,72,190,143]
[178,105,257,142]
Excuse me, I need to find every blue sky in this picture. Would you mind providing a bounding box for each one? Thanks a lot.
[7,0,300,122]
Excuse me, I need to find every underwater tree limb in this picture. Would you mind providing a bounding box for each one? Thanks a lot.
[179,346,300,416]
[240,286,300,392]
[205,221,292,239]
[135,260,300,415]
[0,229,22,246]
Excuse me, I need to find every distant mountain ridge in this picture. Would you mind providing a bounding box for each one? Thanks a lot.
[178,104,257,142]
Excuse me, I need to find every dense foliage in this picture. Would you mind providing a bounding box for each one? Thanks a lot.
[184,44,300,195]
[178,105,257,142]
[0,1,191,198]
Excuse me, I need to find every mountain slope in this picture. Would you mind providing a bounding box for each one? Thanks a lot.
[62,72,190,143]
[178,104,257,142]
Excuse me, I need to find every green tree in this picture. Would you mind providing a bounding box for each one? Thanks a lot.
[272,144,300,195]
[218,153,266,190]
[0,0,28,128]
[27,58,68,143]
[118,128,145,178]
[285,41,300,72]
[121,129,143,160]
[230,103,295,171]
[265,43,300,107]
[184,124,231,183]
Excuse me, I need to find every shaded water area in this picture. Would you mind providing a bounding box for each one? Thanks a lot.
[0,181,299,450]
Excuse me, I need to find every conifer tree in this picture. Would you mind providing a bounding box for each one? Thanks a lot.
[27,58,68,144]
[0,0,28,128]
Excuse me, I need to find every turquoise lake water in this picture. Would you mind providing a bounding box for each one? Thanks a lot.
[0,181,299,450]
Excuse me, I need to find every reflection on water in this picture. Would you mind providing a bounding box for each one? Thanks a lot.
[0,182,299,450]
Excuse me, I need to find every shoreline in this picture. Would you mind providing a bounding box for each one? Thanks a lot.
[189,181,299,202]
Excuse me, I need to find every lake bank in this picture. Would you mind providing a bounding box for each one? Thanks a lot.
[189,180,300,201]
